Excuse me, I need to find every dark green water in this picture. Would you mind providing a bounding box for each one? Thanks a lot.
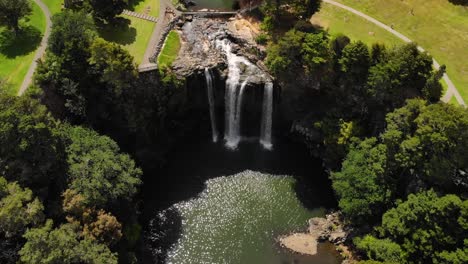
[143,136,341,264]
[189,0,237,11]
[166,171,340,264]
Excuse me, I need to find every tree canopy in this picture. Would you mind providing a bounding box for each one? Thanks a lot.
[63,126,142,208]
[0,0,32,34]
[19,220,117,264]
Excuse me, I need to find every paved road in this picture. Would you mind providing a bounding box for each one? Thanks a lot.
[18,0,52,96]
[323,0,465,106]
[141,0,181,67]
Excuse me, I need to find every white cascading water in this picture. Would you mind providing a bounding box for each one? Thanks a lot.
[217,40,256,149]
[260,82,273,150]
[204,68,219,142]
[216,39,274,150]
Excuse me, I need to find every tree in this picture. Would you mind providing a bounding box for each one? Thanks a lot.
[339,41,370,85]
[383,100,468,192]
[330,138,393,223]
[291,0,322,19]
[354,235,405,263]
[63,189,123,246]
[0,177,44,238]
[0,92,65,197]
[367,43,433,108]
[422,65,445,103]
[301,32,331,74]
[63,126,142,208]
[0,0,32,35]
[88,38,137,96]
[19,220,117,264]
[47,10,96,71]
[86,0,127,23]
[379,190,467,263]
[266,29,303,75]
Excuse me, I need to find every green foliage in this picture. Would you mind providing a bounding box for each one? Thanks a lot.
[383,100,468,191]
[19,220,117,264]
[262,0,322,21]
[255,33,269,45]
[331,138,392,223]
[260,15,275,33]
[266,29,330,77]
[88,38,137,96]
[63,126,142,207]
[339,41,370,84]
[301,32,331,74]
[367,43,434,107]
[86,0,127,23]
[354,235,405,263]
[422,65,445,103]
[379,190,467,264]
[48,10,96,61]
[0,92,65,195]
[0,177,44,238]
[0,0,32,34]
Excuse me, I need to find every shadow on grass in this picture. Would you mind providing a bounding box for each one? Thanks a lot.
[0,26,42,58]
[449,0,468,6]
[97,17,137,45]
[127,0,146,11]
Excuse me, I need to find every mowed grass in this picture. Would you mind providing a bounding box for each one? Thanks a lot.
[0,2,46,94]
[157,30,181,68]
[99,15,155,64]
[311,4,401,47]
[42,0,63,15]
[332,0,468,102]
[128,0,160,17]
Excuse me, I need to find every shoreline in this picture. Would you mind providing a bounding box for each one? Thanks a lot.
[278,212,353,260]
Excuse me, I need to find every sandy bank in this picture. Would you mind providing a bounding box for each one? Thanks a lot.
[279,233,318,255]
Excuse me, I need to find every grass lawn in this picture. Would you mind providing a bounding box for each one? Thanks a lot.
[449,95,459,106]
[0,2,46,94]
[42,0,63,15]
[99,15,155,64]
[311,4,401,47]
[330,0,468,103]
[128,0,160,17]
[157,30,181,68]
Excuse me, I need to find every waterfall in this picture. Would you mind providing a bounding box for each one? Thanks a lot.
[217,40,255,149]
[260,82,273,150]
[216,39,273,150]
[205,68,218,142]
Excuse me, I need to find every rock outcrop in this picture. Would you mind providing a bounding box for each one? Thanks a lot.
[279,212,350,256]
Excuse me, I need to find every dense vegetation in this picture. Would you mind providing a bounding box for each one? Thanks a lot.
[0,3,182,264]
[1,0,466,263]
[259,1,467,263]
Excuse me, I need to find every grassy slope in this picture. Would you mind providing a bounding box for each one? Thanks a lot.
[99,15,155,64]
[128,0,160,17]
[332,0,468,101]
[0,2,46,94]
[311,4,401,47]
[157,30,181,68]
[42,0,63,15]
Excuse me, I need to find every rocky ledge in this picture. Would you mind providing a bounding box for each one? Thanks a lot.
[279,212,350,256]
[172,16,269,84]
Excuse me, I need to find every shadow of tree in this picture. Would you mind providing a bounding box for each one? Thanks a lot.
[127,0,146,11]
[449,0,468,6]
[0,26,42,58]
[97,17,137,45]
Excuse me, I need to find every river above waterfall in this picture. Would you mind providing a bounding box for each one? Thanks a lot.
[142,133,341,264]
[188,0,237,11]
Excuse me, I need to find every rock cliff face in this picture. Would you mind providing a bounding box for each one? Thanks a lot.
[171,17,279,138]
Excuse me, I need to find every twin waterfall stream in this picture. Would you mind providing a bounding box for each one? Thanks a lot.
[205,40,274,150]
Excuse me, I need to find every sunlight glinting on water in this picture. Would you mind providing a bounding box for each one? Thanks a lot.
[164,170,325,264]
